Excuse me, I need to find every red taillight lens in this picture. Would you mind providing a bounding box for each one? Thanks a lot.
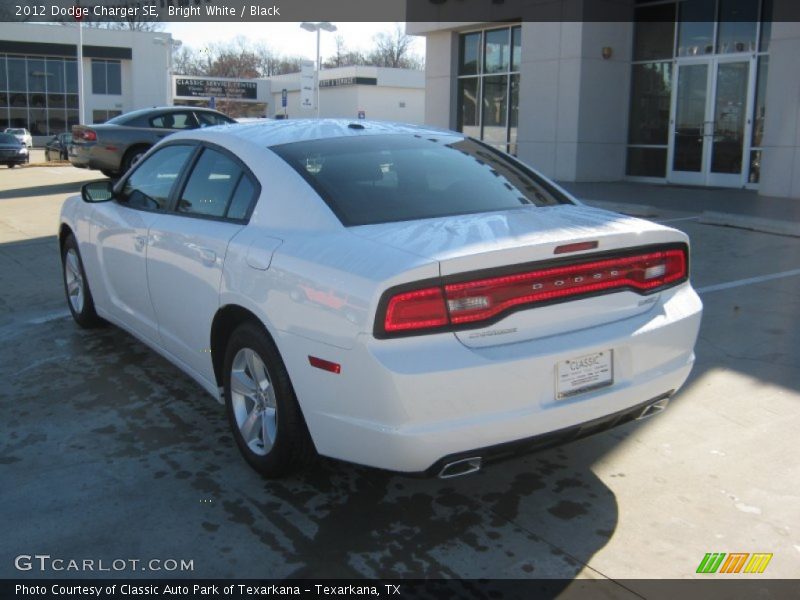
[383,286,448,332]
[444,249,686,325]
[377,245,688,337]
[79,129,97,141]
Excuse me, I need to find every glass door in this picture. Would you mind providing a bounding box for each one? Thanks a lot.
[668,56,753,187]
[707,58,751,186]
[669,61,711,185]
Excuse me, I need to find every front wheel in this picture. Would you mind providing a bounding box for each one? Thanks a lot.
[223,322,315,477]
[61,234,103,328]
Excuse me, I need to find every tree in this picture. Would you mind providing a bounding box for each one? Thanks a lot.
[170,38,305,79]
[173,46,206,77]
[322,36,366,69]
[82,20,165,32]
[366,24,423,70]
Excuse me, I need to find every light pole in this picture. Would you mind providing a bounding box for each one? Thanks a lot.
[300,22,337,118]
[76,21,85,125]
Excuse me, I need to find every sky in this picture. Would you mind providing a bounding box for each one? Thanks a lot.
[162,22,426,62]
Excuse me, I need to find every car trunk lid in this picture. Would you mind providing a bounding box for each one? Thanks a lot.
[354,205,689,347]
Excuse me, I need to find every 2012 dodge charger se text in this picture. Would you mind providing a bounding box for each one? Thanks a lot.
[58,120,702,478]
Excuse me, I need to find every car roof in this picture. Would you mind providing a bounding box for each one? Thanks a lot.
[111,106,227,122]
[181,119,459,148]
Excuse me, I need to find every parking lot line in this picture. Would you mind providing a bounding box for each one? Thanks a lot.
[696,268,800,294]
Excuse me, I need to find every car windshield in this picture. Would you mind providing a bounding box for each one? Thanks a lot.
[271,134,570,226]
[0,133,19,144]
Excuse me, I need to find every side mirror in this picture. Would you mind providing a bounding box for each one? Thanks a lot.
[81,180,114,203]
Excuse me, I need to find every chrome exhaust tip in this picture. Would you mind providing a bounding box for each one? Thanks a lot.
[636,396,670,420]
[438,457,482,479]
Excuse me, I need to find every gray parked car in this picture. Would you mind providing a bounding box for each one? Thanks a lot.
[69,106,236,178]
[0,132,30,167]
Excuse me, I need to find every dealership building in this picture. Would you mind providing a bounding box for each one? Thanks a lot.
[267,65,425,123]
[0,22,173,142]
[0,22,423,142]
[409,0,800,198]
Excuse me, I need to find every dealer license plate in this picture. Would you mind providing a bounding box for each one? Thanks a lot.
[556,350,613,399]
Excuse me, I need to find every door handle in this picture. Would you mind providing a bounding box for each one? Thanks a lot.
[134,234,147,251]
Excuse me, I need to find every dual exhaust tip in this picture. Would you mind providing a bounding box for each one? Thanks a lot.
[436,396,671,479]
[438,457,482,479]
[636,396,670,420]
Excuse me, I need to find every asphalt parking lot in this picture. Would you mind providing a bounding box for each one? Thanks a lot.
[1,165,798,589]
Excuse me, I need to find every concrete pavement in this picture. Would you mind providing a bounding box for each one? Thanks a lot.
[562,181,800,237]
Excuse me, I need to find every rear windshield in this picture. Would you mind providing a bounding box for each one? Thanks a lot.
[105,113,132,125]
[271,134,570,226]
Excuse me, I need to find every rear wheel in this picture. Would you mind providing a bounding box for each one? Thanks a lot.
[121,145,149,174]
[223,322,315,477]
[61,234,103,328]
[8,164,15,168]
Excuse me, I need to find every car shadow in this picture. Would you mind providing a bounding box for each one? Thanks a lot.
[0,317,627,584]
[0,181,92,201]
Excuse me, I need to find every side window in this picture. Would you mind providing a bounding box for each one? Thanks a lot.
[120,145,195,211]
[177,148,242,218]
[195,111,234,127]
[149,111,197,130]
[226,174,257,220]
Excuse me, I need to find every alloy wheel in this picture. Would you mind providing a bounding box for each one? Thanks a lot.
[230,348,278,456]
[64,248,85,314]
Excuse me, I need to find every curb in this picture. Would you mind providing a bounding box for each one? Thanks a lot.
[578,199,661,218]
[699,211,800,238]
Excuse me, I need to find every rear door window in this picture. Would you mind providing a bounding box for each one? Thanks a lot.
[195,111,235,127]
[149,111,197,130]
[176,148,242,218]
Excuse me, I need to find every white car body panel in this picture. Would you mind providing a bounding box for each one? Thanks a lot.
[146,214,243,381]
[59,119,703,474]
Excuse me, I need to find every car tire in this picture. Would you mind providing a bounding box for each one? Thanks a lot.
[61,234,104,328]
[223,322,316,478]
[121,145,150,174]
[8,164,15,168]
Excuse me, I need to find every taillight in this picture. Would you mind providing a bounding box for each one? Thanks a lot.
[76,129,97,141]
[377,245,688,337]
[383,287,448,333]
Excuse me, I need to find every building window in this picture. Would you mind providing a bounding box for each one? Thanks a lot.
[91,60,121,95]
[457,25,520,155]
[0,54,83,136]
[92,109,122,124]
[627,0,771,182]
[627,62,672,177]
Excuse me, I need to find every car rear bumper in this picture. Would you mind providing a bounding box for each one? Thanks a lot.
[69,143,119,172]
[283,283,703,474]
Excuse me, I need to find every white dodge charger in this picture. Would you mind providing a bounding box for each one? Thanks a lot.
[59,120,702,478]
